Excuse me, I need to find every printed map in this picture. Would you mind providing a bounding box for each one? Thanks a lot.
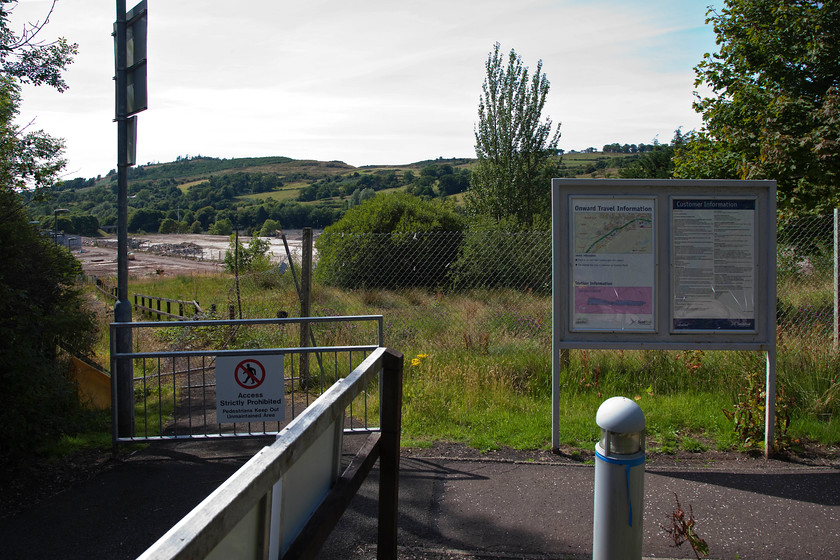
[574,213,653,254]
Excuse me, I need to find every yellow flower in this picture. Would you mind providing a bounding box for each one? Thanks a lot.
[411,358,422,367]
[417,353,429,359]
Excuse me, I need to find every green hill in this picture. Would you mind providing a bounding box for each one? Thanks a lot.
[26,151,640,236]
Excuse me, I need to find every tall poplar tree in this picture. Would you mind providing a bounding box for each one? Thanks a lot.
[468,43,561,228]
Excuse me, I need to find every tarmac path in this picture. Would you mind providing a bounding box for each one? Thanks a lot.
[1,438,838,559]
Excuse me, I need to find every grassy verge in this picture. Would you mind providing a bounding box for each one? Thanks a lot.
[85,272,840,456]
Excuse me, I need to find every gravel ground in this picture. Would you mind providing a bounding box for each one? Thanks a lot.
[76,231,311,278]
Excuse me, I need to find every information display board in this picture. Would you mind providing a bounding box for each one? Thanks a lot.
[551,178,778,454]
[552,179,775,348]
[671,198,757,332]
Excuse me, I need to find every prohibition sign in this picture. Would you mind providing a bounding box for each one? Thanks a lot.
[235,359,266,389]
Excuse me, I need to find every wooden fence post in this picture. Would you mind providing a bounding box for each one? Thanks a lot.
[300,227,313,388]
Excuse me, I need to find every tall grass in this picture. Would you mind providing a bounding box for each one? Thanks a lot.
[89,271,840,453]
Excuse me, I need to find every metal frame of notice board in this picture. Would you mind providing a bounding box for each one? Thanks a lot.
[551,179,777,456]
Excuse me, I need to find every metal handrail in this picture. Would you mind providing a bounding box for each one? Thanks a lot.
[137,347,403,560]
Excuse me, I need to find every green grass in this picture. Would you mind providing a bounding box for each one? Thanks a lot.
[132,378,179,439]
[85,272,840,455]
[39,410,113,458]
[238,184,306,203]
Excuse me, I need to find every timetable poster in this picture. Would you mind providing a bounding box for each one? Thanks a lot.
[671,198,757,331]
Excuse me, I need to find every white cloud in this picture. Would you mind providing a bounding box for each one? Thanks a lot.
[9,0,721,178]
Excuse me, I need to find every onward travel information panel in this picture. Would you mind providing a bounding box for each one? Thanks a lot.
[571,197,655,332]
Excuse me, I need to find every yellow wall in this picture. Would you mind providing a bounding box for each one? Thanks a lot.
[69,357,111,410]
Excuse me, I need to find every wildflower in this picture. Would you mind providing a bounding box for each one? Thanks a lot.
[417,353,428,359]
[411,358,422,367]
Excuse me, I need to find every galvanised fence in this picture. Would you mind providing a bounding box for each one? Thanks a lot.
[112,316,385,444]
[776,214,835,340]
[230,230,551,358]
[228,218,835,354]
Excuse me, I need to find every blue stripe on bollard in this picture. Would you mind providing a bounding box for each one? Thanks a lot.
[594,449,644,526]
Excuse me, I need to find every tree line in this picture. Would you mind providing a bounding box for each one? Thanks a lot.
[31,160,475,236]
[1,0,98,460]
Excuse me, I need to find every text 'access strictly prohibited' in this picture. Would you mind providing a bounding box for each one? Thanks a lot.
[215,355,285,423]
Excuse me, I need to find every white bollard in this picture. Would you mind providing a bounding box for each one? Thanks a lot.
[592,397,645,560]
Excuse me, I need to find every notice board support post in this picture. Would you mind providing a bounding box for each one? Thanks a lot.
[764,348,777,457]
[551,185,561,451]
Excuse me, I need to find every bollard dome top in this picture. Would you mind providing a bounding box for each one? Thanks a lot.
[596,396,645,433]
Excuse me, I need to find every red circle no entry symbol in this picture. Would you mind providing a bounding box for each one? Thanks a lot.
[235,359,266,389]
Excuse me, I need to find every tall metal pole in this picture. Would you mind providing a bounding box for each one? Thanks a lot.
[114,0,134,438]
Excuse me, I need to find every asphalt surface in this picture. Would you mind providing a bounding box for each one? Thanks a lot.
[1,438,838,559]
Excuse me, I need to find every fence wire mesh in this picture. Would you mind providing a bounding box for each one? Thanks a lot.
[777,215,834,340]
[227,221,835,352]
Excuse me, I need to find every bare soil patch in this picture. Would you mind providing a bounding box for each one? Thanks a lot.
[77,231,308,278]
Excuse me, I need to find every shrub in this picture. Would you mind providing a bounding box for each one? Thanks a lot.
[315,192,464,289]
[0,192,98,460]
[448,217,551,293]
[224,235,272,273]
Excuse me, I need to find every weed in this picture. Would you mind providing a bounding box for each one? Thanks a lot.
[577,351,602,398]
[678,350,704,374]
[463,332,489,354]
[662,493,709,559]
[681,436,708,453]
[722,367,792,452]
[410,353,429,367]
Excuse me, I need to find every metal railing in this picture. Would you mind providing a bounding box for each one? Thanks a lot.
[137,347,403,560]
[110,315,384,445]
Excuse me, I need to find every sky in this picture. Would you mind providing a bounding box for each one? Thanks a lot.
[9,0,723,180]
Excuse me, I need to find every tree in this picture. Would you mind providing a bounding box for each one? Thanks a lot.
[0,1,97,459]
[0,1,76,199]
[128,208,164,233]
[676,1,840,216]
[438,168,471,196]
[224,235,271,273]
[70,213,99,235]
[209,218,233,236]
[158,217,180,234]
[194,205,216,229]
[468,43,562,228]
[619,130,687,179]
[259,219,280,237]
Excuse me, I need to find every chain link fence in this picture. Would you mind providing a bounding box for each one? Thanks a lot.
[227,219,836,353]
[777,215,835,340]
